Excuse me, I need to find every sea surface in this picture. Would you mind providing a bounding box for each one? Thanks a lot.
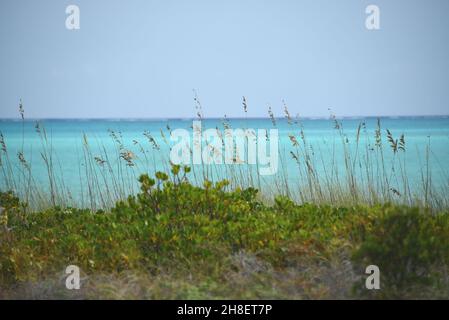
[1,117,448,206]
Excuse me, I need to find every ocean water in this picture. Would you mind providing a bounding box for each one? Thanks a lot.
[1,117,448,207]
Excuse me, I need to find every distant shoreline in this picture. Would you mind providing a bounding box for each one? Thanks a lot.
[1,115,449,122]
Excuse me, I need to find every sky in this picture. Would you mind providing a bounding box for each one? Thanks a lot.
[0,0,448,119]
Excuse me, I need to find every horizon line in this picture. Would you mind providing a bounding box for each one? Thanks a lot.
[1,114,449,121]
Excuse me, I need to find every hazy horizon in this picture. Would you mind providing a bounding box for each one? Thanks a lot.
[2,114,449,122]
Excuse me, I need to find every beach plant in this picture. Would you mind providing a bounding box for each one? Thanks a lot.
[1,166,448,299]
[1,99,448,210]
[352,208,449,298]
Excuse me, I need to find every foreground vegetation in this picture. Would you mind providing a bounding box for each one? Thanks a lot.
[1,166,448,299]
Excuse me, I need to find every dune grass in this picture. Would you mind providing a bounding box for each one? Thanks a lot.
[1,98,448,211]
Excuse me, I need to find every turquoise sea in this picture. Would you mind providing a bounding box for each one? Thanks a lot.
[1,117,448,207]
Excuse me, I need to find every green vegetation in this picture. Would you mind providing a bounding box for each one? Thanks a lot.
[1,100,448,299]
[1,166,448,299]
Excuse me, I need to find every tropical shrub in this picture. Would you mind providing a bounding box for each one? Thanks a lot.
[1,167,448,299]
[352,208,449,298]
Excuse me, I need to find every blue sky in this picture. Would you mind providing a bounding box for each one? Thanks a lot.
[0,0,448,118]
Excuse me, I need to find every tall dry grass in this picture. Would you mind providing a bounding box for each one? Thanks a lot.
[0,98,448,211]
